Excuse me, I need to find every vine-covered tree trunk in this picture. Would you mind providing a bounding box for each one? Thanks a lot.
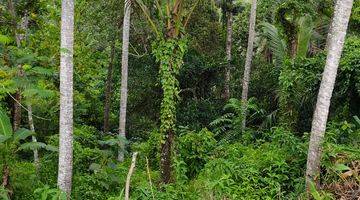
[58,0,74,197]
[103,43,115,133]
[305,0,353,193]
[154,38,186,184]
[241,0,257,131]
[118,0,131,162]
[224,12,233,101]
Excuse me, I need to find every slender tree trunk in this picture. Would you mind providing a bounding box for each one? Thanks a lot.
[17,9,40,170]
[27,104,40,170]
[290,38,297,58]
[103,43,116,133]
[118,0,131,162]
[305,0,353,192]
[223,12,233,101]
[12,92,22,131]
[57,0,74,197]
[2,165,12,198]
[160,130,174,184]
[7,0,23,131]
[241,0,257,131]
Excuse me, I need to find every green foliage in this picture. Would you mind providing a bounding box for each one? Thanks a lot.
[177,128,216,178]
[152,38,187,134]
[11,162,42,200]
[195,138,305,199]
[0,0,359,199]
[296,15,314,58]
[309,181,334,200]
[261,22,287,68]
[0,108,12,137]
[210,98,263,139]
[0,186,10,200]
[34,186,67,200]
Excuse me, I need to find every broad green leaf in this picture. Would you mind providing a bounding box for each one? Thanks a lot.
[0,135,11,143]
[309,181,322,200]
[13,128,34,142]
[334,164,351,172]
[0,108,12,136]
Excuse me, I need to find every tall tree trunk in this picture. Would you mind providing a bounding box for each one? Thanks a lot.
[160,130,174,184]
[7,0,23,131]
[305,0,353,192]
[27,104,39,170]
[118,0,131,162]
[57,0,74,197]
[241,0,257,131]
[103,43,115,133]
[223,12,233,101]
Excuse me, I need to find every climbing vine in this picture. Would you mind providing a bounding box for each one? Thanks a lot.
[152,38,187,135]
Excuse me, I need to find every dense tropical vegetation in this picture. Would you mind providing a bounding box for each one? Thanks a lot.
[0,0,359,199]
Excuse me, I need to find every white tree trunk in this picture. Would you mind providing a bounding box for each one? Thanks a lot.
[27,104,39,170]
[118,0,131,162]
[224,12,233,100]
[305,0,353,191]
[241,0,257,131]
[58,0,74,197]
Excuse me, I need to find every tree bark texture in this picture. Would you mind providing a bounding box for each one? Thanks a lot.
[57,0,74,197]
[160,130,174,184]
[223,12,233,101]
[305,0,354,192]
[241,0,257,131]
[118,0,131,162]
[27,104,39,170]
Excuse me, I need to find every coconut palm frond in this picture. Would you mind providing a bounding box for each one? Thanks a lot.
[261,22,287,68]
[131,0,160,36]
[296,16,314,58]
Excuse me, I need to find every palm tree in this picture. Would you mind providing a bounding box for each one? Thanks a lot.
[118,0,132,162]
[261,13,319,129]
[305,0,354,193]
[57,0,75,197]
[131,0,199,183]
[241,0,257,131]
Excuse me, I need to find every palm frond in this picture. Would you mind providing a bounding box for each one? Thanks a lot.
[132,0,161,36]
[261,22,287,68]
[0,108,12,137]
[296,16,314,58]
[183,0,201,27]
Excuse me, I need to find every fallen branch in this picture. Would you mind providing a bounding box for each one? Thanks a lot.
[125,152,138,200]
